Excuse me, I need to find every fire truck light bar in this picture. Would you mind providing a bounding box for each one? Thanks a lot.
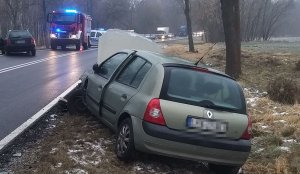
[65,9,78,13]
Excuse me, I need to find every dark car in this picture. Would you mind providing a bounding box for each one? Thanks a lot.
[0,37,4,54]
[3,30,36,56]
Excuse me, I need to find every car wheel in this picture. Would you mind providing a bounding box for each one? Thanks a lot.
[1,50,5,55]
[209,164,241,174]
[61,45,66,50]
[76,43,80,51]
[6,51,10,56]
[116,118,135,161]
[83,42,88,50]
[67,88,87,115]
[31,49,36,56]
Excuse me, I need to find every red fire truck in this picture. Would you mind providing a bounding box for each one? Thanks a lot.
[47,9,92,50]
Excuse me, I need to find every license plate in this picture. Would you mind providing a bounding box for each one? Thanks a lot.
[16,40,25,44]
[187,117,227,133]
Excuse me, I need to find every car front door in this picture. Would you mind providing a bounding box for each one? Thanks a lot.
[85,52,129,117]
[101,56,152,126]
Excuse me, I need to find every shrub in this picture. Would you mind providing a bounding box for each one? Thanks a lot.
[267,77,298,105]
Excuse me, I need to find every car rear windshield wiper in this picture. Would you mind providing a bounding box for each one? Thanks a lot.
[198,100,237,112]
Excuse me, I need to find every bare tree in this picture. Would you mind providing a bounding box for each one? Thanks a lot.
[183,0,195,52]
[220,0,241,78]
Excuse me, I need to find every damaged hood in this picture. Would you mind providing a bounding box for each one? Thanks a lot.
[97,29,162,64]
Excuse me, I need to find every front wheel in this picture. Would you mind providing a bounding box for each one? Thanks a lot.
[115,118,135,161]
[209,164,241,174]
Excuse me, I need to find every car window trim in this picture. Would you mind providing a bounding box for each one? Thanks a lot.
[115,56,152,89]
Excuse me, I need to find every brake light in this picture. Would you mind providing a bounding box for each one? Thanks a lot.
[144,98,166,126]
[241,114,252,140]
[193,67,208,72]
[31,38,36,45]
[6,39,11,45]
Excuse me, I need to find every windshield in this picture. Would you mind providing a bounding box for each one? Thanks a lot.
[52,13,77,24]
[160,67,246,114]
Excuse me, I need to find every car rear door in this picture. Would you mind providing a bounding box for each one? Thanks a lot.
[101,56,152,125]
[85,53,129,116]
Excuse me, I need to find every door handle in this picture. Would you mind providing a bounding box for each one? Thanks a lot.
[121,94,127,100]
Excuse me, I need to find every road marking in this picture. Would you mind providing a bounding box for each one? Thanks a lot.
[0,49,96,74]
[0,80,81,152]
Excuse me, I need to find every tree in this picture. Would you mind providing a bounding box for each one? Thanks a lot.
[220,0,241,78]
[183,0,195,52]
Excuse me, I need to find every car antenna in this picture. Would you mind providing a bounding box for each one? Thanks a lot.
[194,43,217,66]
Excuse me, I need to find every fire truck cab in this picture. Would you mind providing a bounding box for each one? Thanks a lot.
[47,9,92,50]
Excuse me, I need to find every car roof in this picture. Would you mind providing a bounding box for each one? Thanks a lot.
[134,50,233,80]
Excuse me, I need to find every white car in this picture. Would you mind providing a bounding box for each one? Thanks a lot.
[90,30,106,46]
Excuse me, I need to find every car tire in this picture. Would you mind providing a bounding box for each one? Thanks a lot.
[2,50,5,55]
[116,118,135,161]
[209,164,241,174]
[83,42,88,50]
[6,51,10,56]
[61,45,66,50]
[76,43,80,51]
[67,88,87,115]
[31,49,36,56]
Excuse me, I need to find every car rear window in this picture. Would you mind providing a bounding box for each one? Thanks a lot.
[9,31,32,38]
[160,67,246,114]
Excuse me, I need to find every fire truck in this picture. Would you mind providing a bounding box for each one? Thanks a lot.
[47,9,92,50]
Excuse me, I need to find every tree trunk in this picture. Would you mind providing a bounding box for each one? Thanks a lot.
[220,0,241,79]
[42,0,49,48]
[184,0,195,52]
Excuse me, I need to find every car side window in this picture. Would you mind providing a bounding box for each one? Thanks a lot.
[98,53,128,79]
[117,57,151,88]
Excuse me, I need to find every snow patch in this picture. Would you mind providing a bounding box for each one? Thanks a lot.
[279,146,290,152]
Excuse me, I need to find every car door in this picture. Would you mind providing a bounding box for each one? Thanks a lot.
[85,53,129,116]
[101,56,152,126]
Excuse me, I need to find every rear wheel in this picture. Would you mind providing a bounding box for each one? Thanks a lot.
[1,50,5,55]
[209,164,241,174]
[31,49,36,56]
[83,42,88,50]
[115,118,135,161]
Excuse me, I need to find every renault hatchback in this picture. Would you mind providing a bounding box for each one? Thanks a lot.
[78,50,251,174]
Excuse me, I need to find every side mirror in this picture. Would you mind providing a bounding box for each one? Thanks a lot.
[93,63,100,73]
[47,13,52,23]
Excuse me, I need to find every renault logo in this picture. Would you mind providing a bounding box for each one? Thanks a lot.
[207,111,213,119]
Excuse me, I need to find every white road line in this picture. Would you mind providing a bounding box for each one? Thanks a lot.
[0,49,96,74]
[0,80,81,152]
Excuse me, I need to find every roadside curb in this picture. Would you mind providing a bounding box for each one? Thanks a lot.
[0,80,81,153]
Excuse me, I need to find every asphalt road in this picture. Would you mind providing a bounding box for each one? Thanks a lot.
[0,47,98,140]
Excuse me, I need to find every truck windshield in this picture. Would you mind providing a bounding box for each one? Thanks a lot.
[52,13,77,24]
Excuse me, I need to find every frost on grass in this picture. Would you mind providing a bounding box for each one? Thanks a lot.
[67,139,107,166]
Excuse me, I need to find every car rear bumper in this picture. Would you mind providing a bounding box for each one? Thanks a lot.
[5,45,35,52]
[132,117,251,166]
[51,39,80,46]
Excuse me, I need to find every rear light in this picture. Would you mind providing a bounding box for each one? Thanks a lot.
[193,67,208,72]
[6,39,11,45]
[241,114,252,140]
[31,38,36,45]
[144,98,166,126]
